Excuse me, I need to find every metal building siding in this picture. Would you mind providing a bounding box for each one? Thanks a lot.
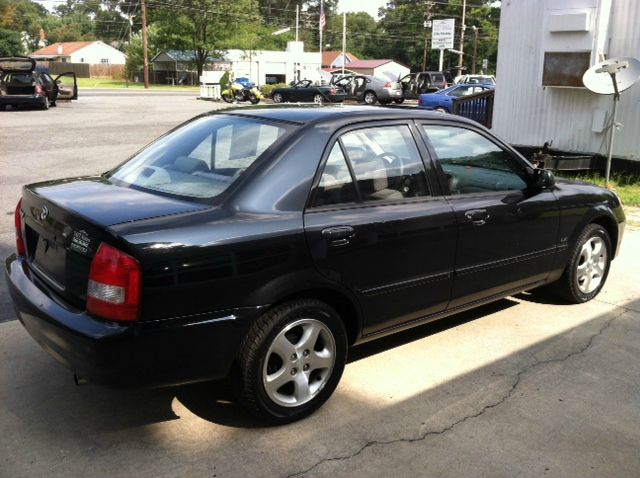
[493,0,640,160]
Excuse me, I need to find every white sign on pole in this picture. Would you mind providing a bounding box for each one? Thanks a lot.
[432,19,455,50]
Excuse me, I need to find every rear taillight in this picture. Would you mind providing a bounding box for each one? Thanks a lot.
[384,82,392,88]
[35,84,45,97]
[15,199,26,256]
[87,243,141,322]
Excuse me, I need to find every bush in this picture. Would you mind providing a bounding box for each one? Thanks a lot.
[220,71,231,90]
[260,83,288,98]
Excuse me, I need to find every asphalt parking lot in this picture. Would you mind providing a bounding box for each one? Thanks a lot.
[1,92,639,477]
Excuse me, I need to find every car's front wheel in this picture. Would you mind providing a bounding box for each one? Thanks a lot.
[235,299,347,423]
[272,92,284,103]
[550,224,612,303]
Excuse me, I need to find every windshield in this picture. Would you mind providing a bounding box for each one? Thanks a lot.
[108,115,289,202]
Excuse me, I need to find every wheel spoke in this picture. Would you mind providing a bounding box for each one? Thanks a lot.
[270,333,296,360]
[264,367,291,396]
[591,239,603,257]
[293,373,311,402]
[581,243,592,263]
[308,350,333,371]
[298,322,322,351]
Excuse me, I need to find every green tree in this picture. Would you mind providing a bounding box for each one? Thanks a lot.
[324,11,378,59]
[0,0,50,51]
[125,24,159,79]
[152,0,262,77]
[0,27,24,55]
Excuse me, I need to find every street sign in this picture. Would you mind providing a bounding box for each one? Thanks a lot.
[432,18,455,50]
[482,58,488,72]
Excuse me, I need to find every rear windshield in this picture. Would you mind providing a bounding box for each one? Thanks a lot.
[108,115,289,201]
[1,73,35,85]
[430,74,444,82]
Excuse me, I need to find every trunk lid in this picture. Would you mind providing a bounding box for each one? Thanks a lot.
[21,177,208,308]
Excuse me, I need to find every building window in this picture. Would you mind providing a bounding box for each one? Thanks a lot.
[101,58,110,64]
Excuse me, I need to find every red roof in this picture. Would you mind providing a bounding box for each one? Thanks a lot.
[346,59,396,69]
[31,41,94,56]
[321,50,359,68]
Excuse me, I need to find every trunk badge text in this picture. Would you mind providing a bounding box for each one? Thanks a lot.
[70,229,91,255]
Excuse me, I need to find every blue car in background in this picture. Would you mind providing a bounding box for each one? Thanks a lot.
[418,84,494,112]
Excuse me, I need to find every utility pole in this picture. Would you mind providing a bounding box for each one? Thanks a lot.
[141,0,149,88]
[296,4,299,42]
[422,2,434,71]
[471,25,478,74]
[458,0,466,77]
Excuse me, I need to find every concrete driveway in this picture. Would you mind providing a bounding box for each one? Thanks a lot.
[1,92,639,477]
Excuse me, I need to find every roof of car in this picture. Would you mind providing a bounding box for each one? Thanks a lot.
[213,105,479,127]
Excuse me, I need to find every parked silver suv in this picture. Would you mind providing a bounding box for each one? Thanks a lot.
[330,74,403,105]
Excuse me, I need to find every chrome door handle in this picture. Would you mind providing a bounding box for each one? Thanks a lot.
[464,209,490,226]
[321,226,355,246]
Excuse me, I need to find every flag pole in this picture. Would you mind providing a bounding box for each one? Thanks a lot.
[319,0,324,67]
[341,12,346,75]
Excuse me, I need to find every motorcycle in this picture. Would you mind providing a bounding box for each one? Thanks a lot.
[221,80,263,104]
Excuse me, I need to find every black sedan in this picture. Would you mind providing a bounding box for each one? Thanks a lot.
[7,106,625,423]
[271,80,346,103]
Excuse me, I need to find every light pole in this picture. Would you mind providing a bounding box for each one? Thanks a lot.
[471,25,478,74]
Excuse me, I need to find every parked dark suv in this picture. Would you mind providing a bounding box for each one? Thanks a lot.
[398,71,448,102]
[0,56,78,110]
[6,106,625,423]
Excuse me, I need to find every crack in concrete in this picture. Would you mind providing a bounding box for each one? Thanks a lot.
[285,310,626,478]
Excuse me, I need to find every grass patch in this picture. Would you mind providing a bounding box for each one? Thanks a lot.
[558,172,640,206]
[76,78,199,91]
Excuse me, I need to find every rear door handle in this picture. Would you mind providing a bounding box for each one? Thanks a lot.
[464,209,490,226]
[321,226,355,246]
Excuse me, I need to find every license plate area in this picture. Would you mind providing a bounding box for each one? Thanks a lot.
[32,233,66,291]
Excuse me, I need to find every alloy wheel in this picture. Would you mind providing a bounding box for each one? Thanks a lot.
[262,318,336,408]
[576,236,607,294]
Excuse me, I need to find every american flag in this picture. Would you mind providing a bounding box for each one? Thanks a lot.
[319,1,326,31]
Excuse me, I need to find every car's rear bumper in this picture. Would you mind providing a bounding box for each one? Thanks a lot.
[0,95,45,106]
[5,254,261,388]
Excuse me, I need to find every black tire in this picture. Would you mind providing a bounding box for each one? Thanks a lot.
[235,299,347,424]
[272,92,284,103]
[363,91,378,105]
[435,107,447,113]
[50,101,57,107]
[40,98,49,110]
[313,93,323,104]
[221,91,234,103]
[249,93,260,104]
[394,98,405,104]
[549,224,612,303]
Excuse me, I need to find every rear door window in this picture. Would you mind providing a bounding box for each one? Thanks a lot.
[109,115,289,201]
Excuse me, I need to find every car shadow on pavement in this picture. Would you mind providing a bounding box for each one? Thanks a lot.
[347,298,520,364]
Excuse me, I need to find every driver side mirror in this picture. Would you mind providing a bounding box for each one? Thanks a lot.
[530,168,555,189]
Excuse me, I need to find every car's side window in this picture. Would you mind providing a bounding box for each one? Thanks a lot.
[422,125,528,194]
[312,143,358,207]
[340,125,429,202]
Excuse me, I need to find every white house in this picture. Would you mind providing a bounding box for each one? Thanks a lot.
[31,41,126,65]
[492,0,640,161]
[224,41,321,85]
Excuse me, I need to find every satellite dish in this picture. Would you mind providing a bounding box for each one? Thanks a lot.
[582,57,640,95]
[582,57,640,187]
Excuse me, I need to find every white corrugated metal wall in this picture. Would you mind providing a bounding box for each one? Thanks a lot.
[492,0,640,160]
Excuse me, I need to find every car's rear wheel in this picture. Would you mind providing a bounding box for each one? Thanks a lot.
[435,107,447,113]
[363,91,378,105]
[40,98,49,110]
[272,92,284,103]
[394,98,404,104]
[550,224,612,303]
[235,299,347,424]
[313,93,323,104]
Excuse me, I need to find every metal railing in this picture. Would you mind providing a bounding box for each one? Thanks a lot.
[452,89,495,128]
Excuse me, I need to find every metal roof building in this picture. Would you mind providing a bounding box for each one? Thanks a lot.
[492,0,640,161]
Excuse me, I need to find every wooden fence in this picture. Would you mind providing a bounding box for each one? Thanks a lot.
[35,61,124,80]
